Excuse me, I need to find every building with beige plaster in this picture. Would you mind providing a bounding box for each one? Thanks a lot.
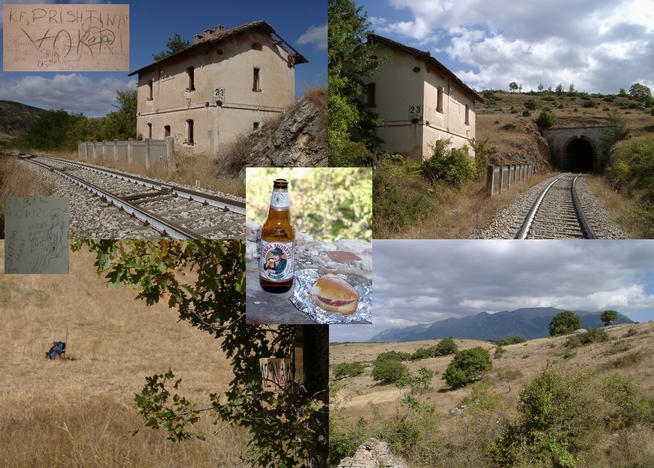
[364,34,484,161]
[128,21,307,156]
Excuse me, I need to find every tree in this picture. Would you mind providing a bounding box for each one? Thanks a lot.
[372,359,409,383]
[442,347,492,388]
[549,311,581,336]
[153,32,191,61]
[555,84,564,95]
[433,337,457,356]
[328,0,380,165]
[70,240,327,467]
[629,83,652,103]
[509,81,519,92]
[101,89,137,140]
[537,83,544,92]
[536,109,556,129]
[568,83,575,94]
[600,310,618,326]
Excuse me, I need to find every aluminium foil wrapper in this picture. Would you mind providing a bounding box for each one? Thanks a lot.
[290,269,372,324]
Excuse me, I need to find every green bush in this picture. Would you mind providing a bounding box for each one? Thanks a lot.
[493,336,526,346]
[582,99,596,108]
[522,110,531,117]
[372,359,409,383]
[565,335,582,348]
[549,311,581,336]
[536,110,556,129]
[613,350,644,368]
[329,140,375,167]
[601,373,652,428]
[583,328,609,343]
[443,347,492,388]
[410,347,432,361]
[433,337,458,356]
[494,347,506,358]
[626,328,638,337]
[372,170,431,234]
[333,362,364,379]
[524,99,537,110]
[329,417,364,463]
[419,139,476,186]
[375,350,411,364]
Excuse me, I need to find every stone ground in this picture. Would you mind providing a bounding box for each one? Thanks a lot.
[336,439,408,468]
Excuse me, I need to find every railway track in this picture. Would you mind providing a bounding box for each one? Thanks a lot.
[18,153,245,239]
[515,173,596,239]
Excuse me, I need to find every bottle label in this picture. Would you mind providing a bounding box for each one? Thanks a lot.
[260,240,294,282]
[270,189,289,210]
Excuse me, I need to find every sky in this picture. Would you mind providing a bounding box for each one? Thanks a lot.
[359,0,654,95]
[0,0,327,116]
[330,240,654,343]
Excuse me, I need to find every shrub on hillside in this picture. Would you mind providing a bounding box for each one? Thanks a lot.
[372,359,409,383]
[549,311,581,336]
[442,347,492,388]
[420,139,476,186]
[536,110,556,129]
[375,350,411,364]
[372,170,431,234]
[493,336,526,346]
[333,362,364,379]
[524,99,537,110]
[434,337,458,356]
[600,373,653,428]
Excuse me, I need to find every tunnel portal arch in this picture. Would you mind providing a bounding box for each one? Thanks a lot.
[564,136,596,172]
[542,126,607,173]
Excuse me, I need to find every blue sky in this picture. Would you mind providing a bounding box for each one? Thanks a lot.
[358,0,654,95]
[331,240,654,343]
[0,0,326,115]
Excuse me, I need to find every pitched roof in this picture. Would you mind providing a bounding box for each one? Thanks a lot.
[367,34,484,103]
[128,20,307,76]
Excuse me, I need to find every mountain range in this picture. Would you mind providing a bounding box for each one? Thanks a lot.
[0,100,47,140]
[369,307,633,342]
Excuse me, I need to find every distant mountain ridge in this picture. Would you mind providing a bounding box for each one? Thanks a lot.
[0,100,47,138]
[369,307,633,342]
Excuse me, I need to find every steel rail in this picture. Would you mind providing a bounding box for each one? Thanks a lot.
[33,154,246,215]
[515,174,566,239]
[571,174,596,239]
[25,158,200,239]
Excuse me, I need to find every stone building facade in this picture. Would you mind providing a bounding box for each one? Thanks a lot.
[129,21,307,156]
[364,34,484,161]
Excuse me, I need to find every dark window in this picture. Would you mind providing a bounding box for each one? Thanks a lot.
[147,123,152,139]
[186,120,194,145]
[252,42,262,51]
[465,104,470,125]
[164,125,171,137]
[186,67,195,91]
[253,122,260,130]
[367,82,376,107]
[437,87,443,113]
[253,68,261,92]
[147,80,153,100]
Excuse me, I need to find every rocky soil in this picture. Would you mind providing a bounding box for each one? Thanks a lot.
[336,439,407,468]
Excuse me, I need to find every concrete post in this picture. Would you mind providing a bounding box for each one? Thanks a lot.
[127,139,133,165]
[486,165,495,196]
[145,139,151,170]
[113,140,118,163]
[165,136,174,170]
[508,165,515,188]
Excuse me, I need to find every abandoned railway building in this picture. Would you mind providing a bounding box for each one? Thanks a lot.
[364,34,484,161]
[129,21,307,156]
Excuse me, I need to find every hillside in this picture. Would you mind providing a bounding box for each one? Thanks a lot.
[0,100,47,142]
[369,307,633,342]
[0,241,247,466]
[475,89,654,169]
[330,322,654,467]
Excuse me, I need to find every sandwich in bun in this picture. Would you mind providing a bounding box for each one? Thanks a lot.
[309,274,359,315]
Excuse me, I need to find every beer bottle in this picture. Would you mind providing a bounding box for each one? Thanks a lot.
[259,178,296,293]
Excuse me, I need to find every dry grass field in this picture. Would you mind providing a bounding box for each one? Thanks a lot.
[0,241,248,467]
[330,322,654,467]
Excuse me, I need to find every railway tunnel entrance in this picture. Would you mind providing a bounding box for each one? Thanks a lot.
[565,137,594,172]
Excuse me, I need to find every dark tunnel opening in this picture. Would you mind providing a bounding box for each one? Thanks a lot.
[565,138,594,172]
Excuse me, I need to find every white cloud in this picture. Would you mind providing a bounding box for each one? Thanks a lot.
[297,23,327,51]
[0,73,136,116]
[367,0,654,93]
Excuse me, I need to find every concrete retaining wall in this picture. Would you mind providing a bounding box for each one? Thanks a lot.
[487,163,533,196]
[78,137,174,170]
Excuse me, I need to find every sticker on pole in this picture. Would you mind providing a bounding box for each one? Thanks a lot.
[259,358,294,393]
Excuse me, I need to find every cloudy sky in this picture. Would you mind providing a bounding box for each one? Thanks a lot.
[0,0,326,116]
[360,0,654,94]
[330,240,654,343]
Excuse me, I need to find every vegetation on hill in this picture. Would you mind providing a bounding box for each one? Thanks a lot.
[329,323,654,468]
[0,100,47,142]
[12,90,137,152]
[549,311,582,336]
